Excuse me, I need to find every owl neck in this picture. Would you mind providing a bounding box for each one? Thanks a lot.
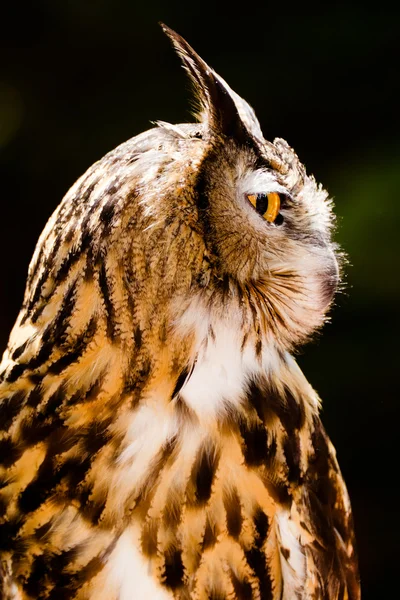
[170,291,320,429]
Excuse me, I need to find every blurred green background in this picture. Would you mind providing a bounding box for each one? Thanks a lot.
[1,2,399,597]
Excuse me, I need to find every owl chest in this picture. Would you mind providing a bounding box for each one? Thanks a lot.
[113,325,265,505]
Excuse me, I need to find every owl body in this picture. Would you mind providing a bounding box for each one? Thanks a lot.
[0,26,360,600]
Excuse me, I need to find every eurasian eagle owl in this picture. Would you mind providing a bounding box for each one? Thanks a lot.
[0,24,360,600]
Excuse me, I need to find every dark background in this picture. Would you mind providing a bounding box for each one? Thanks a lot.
[1,2,399,597]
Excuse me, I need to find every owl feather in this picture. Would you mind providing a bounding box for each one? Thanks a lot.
[0,25,360,600]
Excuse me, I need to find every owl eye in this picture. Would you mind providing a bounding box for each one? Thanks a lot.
[247,192,282,223]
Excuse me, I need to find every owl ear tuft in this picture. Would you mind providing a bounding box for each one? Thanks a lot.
[161,23,249,142]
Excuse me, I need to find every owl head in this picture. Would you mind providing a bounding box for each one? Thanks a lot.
[151,25,340,351]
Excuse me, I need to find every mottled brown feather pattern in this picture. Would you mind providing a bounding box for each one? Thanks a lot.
[0,26,359,600]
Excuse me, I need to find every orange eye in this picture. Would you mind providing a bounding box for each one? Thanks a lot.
[247,192,281,223]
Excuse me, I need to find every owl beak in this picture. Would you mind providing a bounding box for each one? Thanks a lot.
[160,23,249,143]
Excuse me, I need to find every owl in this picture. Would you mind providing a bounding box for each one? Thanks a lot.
[0,24,360,600]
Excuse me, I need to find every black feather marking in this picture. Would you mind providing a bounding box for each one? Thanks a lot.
[247,378,306,439]
[78,487,107,526]
[52,247,82,289]
[22,335,54,371]
[270,384,305,435]
[253,508,269,548]
[223,487,242,539]
[17,456,61,514]
[230,571,253,600]
[133,325,142,349]
[18,413,63,449]
[18,452,92,515]
[162,547,184,589]
[28,540,113,598]
[246,378,268,422]
[0,390,26,430]
[0,517,24,551]
[0,437,23,468]
[65,375,104,408]
[81,418,112,456]
[283,433,302,483]
[26,384,43,408]
[98,262,116,340]
[11,340,28,361]
[26,269,49,317]
[171,366,191,399]
[23,554,48,597]
[99,197,116,226]
[188,441,220,506]
[40,386,65,420]
[42,278,79,347]
[48,318,97,374]
[269,481,291,506]
[24,546,81,597]
[5,363,27,383]
[245,545,273,600]
[241,508,272,599]
[125,358,151,398]
[239,419,268,466]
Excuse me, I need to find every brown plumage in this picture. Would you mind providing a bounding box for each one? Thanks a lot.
[0,25,360,600]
